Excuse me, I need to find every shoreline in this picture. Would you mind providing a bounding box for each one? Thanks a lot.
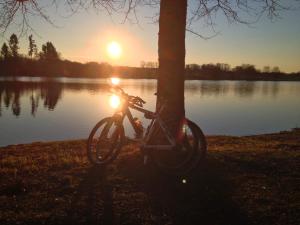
[1,128,298,148]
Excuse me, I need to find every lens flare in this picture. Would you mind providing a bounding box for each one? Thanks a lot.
[110,77,120,85]
[109,95,121,109]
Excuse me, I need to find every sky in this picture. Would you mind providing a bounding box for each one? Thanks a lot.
[1,0,300,73]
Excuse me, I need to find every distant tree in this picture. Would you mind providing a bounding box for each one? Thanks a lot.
[28,35,38,58]
[140,61,158,68]
[9,34,19,58]
[140,61,146,68]
[146,61,158,68]
[272,66,281,73]
[40,42,59,60]
[234,64,257,74]
[186,64,201,70]
[217,63,231,72]
[0,43,10,59]
[263,66,271,73]
[202,64,222,73]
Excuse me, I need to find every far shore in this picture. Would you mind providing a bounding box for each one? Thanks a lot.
[1,58,300,82]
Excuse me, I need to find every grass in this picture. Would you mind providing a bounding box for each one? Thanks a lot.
[0,129,299,225]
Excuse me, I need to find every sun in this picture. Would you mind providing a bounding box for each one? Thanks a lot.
[107,41,122,59]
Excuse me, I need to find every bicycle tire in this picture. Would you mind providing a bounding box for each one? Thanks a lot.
[149,119,199,174]
[185,119,207,170]
[87,117,125,165]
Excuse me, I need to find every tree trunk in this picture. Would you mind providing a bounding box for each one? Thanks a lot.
[156,0,187,137]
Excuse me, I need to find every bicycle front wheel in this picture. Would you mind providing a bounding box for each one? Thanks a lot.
[87,117,125,165]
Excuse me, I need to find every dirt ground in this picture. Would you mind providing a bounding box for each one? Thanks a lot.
[0,129,299,225]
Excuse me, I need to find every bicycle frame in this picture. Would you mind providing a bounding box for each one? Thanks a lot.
[113,100,177,150]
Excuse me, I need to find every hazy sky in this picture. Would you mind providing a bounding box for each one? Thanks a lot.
[1,0,300,72]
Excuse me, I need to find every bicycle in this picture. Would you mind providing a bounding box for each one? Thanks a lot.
[87,78,207,174]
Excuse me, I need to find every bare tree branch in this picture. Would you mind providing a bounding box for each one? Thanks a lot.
[0,0,299,35]
[186,28,219,39]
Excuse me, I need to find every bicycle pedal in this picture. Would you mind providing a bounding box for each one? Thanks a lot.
[143,155,148,165]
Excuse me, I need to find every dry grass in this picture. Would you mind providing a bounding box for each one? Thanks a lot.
[0,129,299,225]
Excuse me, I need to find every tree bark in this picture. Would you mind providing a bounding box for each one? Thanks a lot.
[156,0,187,136]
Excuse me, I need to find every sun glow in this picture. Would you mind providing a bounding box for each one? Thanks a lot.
[107,41,122,59]
[109,95,121,109]
[110,77,120,85]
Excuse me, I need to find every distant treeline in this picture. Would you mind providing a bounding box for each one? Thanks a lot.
[0,34,156,78]
[0,58,157,79]
[1,33,300,81]
[185,63,300,81]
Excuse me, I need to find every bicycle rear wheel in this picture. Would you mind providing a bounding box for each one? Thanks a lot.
[186,119,207,170]
[149,119,199,174]
[87,117,125,165]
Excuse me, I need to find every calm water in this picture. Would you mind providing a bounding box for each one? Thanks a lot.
[0,77,300,146]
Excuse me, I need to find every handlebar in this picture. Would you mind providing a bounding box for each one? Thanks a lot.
[134,96,146,104]
[109,84,146,107]
[129,96,146,107]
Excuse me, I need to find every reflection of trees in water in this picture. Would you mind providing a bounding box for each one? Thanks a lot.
[186,81,257,97]
[186,81,230,96]
[0,81,64,116]
[0,81,111,117]
[65,83,108,93]
[200,82,230,96]
[262,82,279,97]
[233,81,257,97]
[4,89,12,108]
[121,79,157,96]
[138,81,156,96]
[40,83,62,110]
[12,89,21,116]
[186,81,280,98]
[0,80,284,117]
[30,93,39,116]
[0,89,2,116]
[234,81,280,97]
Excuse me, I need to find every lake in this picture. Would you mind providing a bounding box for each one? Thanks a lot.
[0,77,300,147]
